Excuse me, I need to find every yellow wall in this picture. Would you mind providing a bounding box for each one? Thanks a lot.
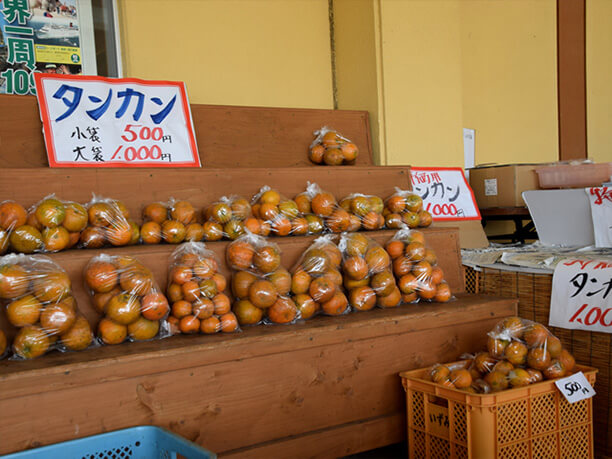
[586,0,612,164]
[117,0,334,109]
[460,0,558,165]
[378,0,464,167]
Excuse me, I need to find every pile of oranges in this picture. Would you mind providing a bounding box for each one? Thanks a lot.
[165,243,237,334]
[339,194,385,231]
[203,196,253,241]
[308,127,358,166]
[141,199,199,245]
[228,234,299,325]
[384,189,432,229]
[0,254,93,359]
[290,235,348,318]
[80,197,139,249]
[429,317,577,393]
[339,233,400,310]
[251,187,307,237]
[84,254,169,345]
[0,200,34,254]
[385,229,451,303]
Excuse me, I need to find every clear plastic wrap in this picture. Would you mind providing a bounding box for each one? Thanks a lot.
[141,198,199,245]
[338,232,400,310]
[385,228,452,304]
[227,232,300,325]
[203,195,254,241]
[308,126,359,165]
[427,317,577,392]
[83,254,170,344]
[383,187,433,229]
[0,200,37,254]
[339,193,385,231]
[165,242,237,334]
[0,253,94,359]
[251,186,306,237]
[290,235,347,318]
[79,195,138,249]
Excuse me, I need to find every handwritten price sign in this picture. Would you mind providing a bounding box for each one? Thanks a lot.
[586,187,612,248]
[34,74,200,167]
[550,258,612,333]
[410,167,481,221]
[555,372,595,403]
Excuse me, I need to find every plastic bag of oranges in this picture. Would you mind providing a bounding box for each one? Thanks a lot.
[79,195,139,249]
[338,193,385,231]
[384,187,432,229]
[141,198,199,245]
[227,231,299,325]
[295,182,354,234]
[308,126,359,166]
[339,233,401,310]
[21,194,89,253]
[84,254,170,345]
[0,200,37,254]
[290,235,348,318]
[385,228,452,304]
[166,242,237,335]
[0,253,94,359]
[251,186,308,237]
[203,195,256,241]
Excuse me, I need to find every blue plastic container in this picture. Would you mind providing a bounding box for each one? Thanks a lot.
[1,426,215,459]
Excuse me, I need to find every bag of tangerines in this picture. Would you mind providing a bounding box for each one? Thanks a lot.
[84,254,170,345]
[0,253,94,359]
[294,182,355,234]
[385,228,452,304]
[290,235,348,318]
[79,194,139,249]
[384,187,432,229]
[202,195,256,241]
[338,193,385,231]
[165,242,237,335]
[141,198,199,245]
[227,231,299,326]
[251,186,308,237]
[338,233,401,310]
[308,126,359,165]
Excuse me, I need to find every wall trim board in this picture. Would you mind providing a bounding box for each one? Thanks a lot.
[557,0,587,160]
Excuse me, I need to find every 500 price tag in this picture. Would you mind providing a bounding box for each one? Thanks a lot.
[555,372,595,403]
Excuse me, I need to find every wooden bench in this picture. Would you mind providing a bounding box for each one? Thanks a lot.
[0,95,516,457]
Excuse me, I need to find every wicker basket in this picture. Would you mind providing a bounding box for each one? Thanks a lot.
[476,266,612,457]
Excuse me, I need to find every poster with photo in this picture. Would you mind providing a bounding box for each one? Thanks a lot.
[0,0,82,95]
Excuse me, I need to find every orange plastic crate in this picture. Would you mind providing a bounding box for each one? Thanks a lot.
[400,362,597,459]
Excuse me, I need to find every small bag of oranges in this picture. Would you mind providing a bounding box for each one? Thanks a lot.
[338,193,385,231]
[384,187,432,229]
[228,231,300,325]
[21,194,89,253]
[84,254,171,345]
[141,198,199,245]
[79,195,139,249]
[166,242,237,335]
[293,182,334,235]
[339,233,400,310]
[290,235,347,318]
[308,126,359,165]
[203,195,255,241]
[251,186,308,237]
[0,199,38,254]
[0,253,94,359]
[385,228,452,304]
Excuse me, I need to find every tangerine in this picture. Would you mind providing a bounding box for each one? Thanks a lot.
[234,299,264,325]
[405,195,423,213]
[42,226,70,252]
[260,189,281,206]
[88,202,115,227]
[79,226,106,248]
[309,144,325,164]
[321,291,348,315]
[202,221,224,241]
[181,281,200,302]
[40,302,76,335]
[35,198,66,228]
[371,270,396,297]
[418,211,433,227]
[294,194,312,214]
[387,195,406,214]
[484,370,508,392]
[62,202,88,232]
[527,347,551,371]
[430,365,450,383]
[244,217,262,235]
[385,213,403,229]
[172,300,193,318]
[450,369,472,388]
[291,217,309,236]
[305,214,324,234]
[340,142,358,162]
[167,283,183,303]
[128,316,160,340]
[272,216,292,236]
[193,258,217,279]
[227,241,255,270]
[487,336,509,359]
[232,270,257,298]
[249,280,277,308]
[120,267,153,296]
[143,202,167,224]
[412,260,433,280]
[365,246,390,273]
[343,256,368,280]
[291,269,312,295]
[311,192,336,216]
[60,316,93,351]
[209,202,232,224]
[385,240,405,260]
[309,277,336,303]
[213,293,231,315]
[327,209,350,233]
[212,273,227,292]
[98,318,127,345]
[0,201,27,230]
[162,220,186,244]
[508,368,532,388]
[0,263,29,299]
[106,221,132,246]
[323,148,343,165]
[179,315,200,334]
[92,287,120,313]
[224,220,246,240]
[267,296,298,324]
[559,349,575,373]
[106,294,141,325]
[393,256,413,277]
[219,312,239,332]
[254,245,281,273]
[402,212,420,229]
[504,341,528,366]
[13,326,50,359]
[231,198,251,220]
[523,323,549,348]
[349,286,376,311]
[268,268,292,295]
[10,225,43,253]
[185,223,205,242]
[141,292,169,320]
[294,293,319,319]
[200,316,221,334]
[33,271,71,303]
[170,201,196,225]
[377,286,402,308]
[398,273,418,295]
[434,282,452,302]
[430,266,444,285]
[6,294,42,327]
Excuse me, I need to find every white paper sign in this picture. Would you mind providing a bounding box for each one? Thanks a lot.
[410,167,481,221]
[34,74,200,167]
[586,187,612,248]
[484,178,498,196]
[555,372,595,403]
[549,258,612,332]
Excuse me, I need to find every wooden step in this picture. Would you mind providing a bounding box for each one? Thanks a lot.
[0,294,517,456]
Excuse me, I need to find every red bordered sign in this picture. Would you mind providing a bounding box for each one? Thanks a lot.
[34,74,200,168]
[410,167,481,221]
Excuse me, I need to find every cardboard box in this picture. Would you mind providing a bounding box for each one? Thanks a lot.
[469,164,542,208]
[435,220,489,249]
